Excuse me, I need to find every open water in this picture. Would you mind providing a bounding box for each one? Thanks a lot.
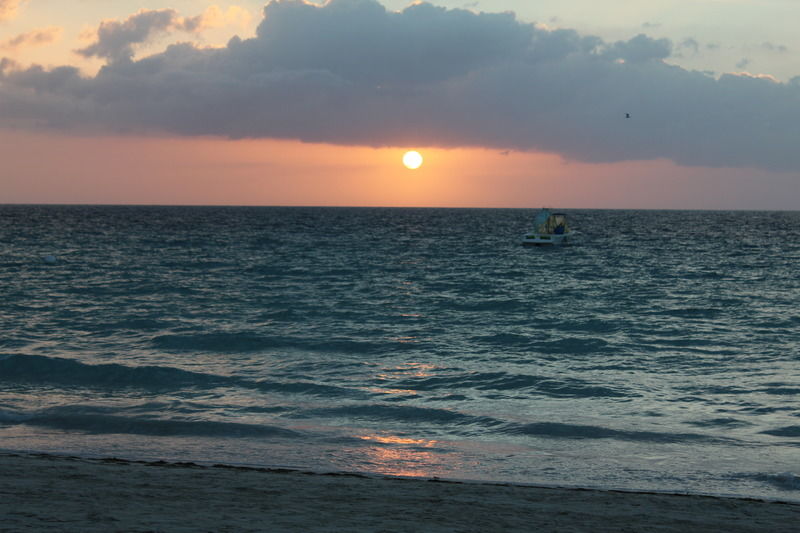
[1,205,798,501]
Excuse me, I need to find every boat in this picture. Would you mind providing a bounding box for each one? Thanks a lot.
[521,209,572,246]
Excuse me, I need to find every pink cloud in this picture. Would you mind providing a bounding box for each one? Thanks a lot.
[1,26,63,51]
[0,0,23,22]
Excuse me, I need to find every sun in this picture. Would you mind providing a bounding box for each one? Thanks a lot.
[402,150,423,170]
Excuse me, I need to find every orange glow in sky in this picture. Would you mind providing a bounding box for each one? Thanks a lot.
[1,2,799,209]
[1,1,799,210]
[0,129,796,209]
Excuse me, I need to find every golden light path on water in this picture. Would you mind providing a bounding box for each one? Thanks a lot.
[357,434,439,477]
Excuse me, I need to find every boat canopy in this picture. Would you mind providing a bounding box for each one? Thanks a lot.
[532,209,569,234]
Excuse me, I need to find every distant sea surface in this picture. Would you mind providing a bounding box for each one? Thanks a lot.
[1,205,798,501]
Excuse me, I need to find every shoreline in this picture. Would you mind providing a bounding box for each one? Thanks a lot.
[6,449,796,505]
[3,452,799,532]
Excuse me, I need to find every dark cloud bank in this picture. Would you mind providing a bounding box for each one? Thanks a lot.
[2,0,800,172]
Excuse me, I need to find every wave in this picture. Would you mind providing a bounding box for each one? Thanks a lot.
[304,338,393,355]
[388,371,629,398]
[301,404,505,428]
[447,299,527,312]
[83,318,168,333]
[0,354,224,389]
[151,333,393,355]
[0,405,730,445]
[540,318,626,335]
[501,421,726,444]
[469,333,538,347]
[0,338,30,349]
[0,408,32,424]
[755,472,800,491]
[685,417,753,429]
[151,333,293,353]
[253,379,358,397]
[531,337,613,355]
[648,307,724,319]
[730,472,800,492]
[0,405,301,439]
[761,426,800,438]
[759,386,800,396]
[0,354,365,398]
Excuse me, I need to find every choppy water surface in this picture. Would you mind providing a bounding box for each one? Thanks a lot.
[1,206,798,501]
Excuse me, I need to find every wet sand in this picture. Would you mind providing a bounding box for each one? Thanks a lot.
[1,452,798,532]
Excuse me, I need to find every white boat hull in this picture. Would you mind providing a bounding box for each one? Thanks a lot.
[521,232,571,246]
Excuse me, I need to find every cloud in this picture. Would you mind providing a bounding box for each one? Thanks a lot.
[206,5,252,29]
[76,5,250,63]
[180,5,253,33]
[76,9,192,62]
[761,42,788,54]
[2,0,800,172]
[0,0,23,21]
[677,38,699,56]
[603,33,671,63]
[1,26,62,51]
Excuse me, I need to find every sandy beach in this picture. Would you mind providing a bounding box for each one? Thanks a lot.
[1,453,798,532]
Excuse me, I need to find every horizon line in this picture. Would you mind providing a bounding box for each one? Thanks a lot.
[1,203,797,213]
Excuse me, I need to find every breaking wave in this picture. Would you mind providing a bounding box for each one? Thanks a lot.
[0,405,301,439]
[0,354,363,398]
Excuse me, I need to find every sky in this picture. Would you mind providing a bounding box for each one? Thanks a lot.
[1,0,799,209]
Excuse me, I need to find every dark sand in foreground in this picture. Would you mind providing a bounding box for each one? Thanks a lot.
[1,453,798,532]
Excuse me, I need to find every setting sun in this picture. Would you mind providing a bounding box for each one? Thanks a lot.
[402,150,423,170]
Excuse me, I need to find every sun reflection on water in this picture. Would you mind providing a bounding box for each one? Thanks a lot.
[366,387,419,396]
[388,336,419,343]
[356,434,439,477]
[360,435,435,446]
[377,361,438,379]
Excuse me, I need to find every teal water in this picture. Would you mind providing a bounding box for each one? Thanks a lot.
[1,206,798,500]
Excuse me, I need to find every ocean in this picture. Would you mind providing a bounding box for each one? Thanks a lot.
[1,205,798,502]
